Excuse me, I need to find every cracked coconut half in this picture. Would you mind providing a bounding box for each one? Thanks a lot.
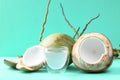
[72,32,113,72]
[4,59,18,69]
[20,45,46,72]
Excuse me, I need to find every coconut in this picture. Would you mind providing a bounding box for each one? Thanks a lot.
[21,45,45,72]
[40,33,75,65]
[72,32,113,72]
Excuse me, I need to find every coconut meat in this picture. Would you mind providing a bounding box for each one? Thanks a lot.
[23,45,45,67]
[45,47,68,70]
[79,37,106,64]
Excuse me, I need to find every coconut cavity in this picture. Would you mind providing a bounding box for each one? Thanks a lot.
[79,37,106,64]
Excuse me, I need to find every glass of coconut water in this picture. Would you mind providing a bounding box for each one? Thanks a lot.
[45,46,69,73]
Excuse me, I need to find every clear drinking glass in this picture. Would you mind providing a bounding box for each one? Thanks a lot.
[45,46,69,73]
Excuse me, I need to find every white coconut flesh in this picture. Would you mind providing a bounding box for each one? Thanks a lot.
[79,37,106,64]
[45,47,69,70]
[22,45,45,67]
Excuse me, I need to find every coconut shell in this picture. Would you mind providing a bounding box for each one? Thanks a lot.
[72,32,113,72]
[4,59,18,69]
[40,33,75,64]
[16,60,44,72]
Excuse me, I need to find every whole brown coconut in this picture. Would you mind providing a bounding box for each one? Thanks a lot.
[40,33,75,64]
[72,32,113,72]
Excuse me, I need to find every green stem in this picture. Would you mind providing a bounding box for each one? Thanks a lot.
[73,27,80,39]
[113,48,120,58]
[60,3,80,39]
[40,0,51,42]
[79,14,100,37]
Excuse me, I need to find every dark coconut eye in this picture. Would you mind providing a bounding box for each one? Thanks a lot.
[72,32,113,72]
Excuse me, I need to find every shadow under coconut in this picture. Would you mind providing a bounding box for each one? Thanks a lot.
[20,66,47,73]
[67,64,81,73]
[36,67,47,73]
[80,70,110,74]
[6,67,20,72]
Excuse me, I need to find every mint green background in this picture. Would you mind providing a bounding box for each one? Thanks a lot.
[0,0,120,56]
